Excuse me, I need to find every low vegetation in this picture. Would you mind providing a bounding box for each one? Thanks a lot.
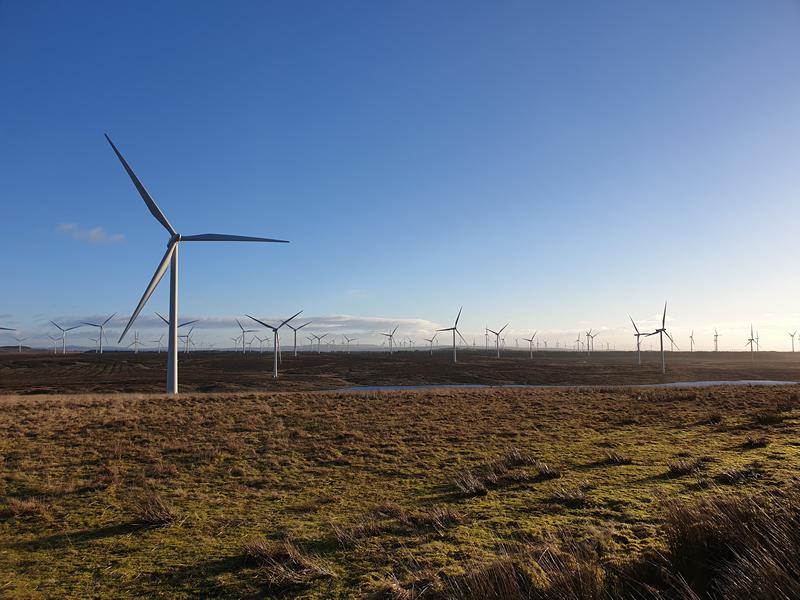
[1,385,799,597]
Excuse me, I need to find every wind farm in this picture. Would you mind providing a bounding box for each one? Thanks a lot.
[4,3,800,599]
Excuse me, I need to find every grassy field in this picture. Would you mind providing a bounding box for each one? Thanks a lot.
[2,385,800,598]
[0,349,798,394]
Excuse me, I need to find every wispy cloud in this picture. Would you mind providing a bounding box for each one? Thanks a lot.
[56,223,124,244]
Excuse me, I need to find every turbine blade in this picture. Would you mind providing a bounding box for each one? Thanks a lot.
[662,302,667,328]
[156,312,169,325]
[182,233,289,243]
[81,322,100,328]
[456,330,468,345]
[245,314,274,330]
[49,321,64,332]
[499,323,509,334]
[178,319,199,328]
[664,331,679,350]
[629,315,639,334]
[392,325,399,335]
[118,241,177,343]
[437,327,454,332]
[103,312,117,326]
[105,134,176,236]
[279,310,303,329]
[455,306,463,327]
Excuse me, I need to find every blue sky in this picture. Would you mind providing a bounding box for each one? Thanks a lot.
[2,1,800,350]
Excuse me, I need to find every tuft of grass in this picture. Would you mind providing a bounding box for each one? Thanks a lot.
[667,457,705,477]
[243,537,336,586]
[702,412,724,425]
[755,411,785,426]
[716,462,763,485]
[742,435,769,449]
[130,489,179,526]
[604,450,632,465]
[550,483,589,508]
[1,497,48,520]
[453,469,488,497]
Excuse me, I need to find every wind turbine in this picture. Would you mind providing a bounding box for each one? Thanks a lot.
[151,334,164,353]
[13,336,28,353]
[343,335,357,353]
[714,328,720,352]
[629,316,649,366]
[746,325,756,363]
[589,331,600,352]
[689,331,695,353]
[310,333,328,354]
[48,335,59,354]
[651,302,677,374]
[50,321,80,354]
[81,313,116,354]
[247,311,302,377]
[128,331,141,353]
[424,333,437,355]
[585,329,592,357]
[286,321,311,356]
[106,134,288,394]
[437,307,466,363]
[522,332,537,359]
[486,323,508,358]
[235,319,258,353]
[380,326,399,354]
[789,330,797,353]
[89,336,100,353]
[179,327,195,354]
[755,331,760,352]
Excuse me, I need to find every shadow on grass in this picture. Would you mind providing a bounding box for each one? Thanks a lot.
[15,521,161,549]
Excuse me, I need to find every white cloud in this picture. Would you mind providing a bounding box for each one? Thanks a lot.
[56,223,124,244]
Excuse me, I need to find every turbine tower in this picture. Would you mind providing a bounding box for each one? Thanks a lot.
[106,134,288,394]
[81,313,116,354]
[486,323,508,358]
[246,311,302,378]
[436,307,466,363]
[50,321,80,354]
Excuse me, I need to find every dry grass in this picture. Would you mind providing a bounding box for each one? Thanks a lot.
[1,384,799,598]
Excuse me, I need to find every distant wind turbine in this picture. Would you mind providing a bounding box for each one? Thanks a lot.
[629,316,649,366]
[13,336,28,353]
[106,134,288,394]
[246,311,302,378]
[789,330,797,353]
[486,323,508,358]
[236,319,258,353]
[746,325,756,363]
[81,313,116,354]
[50,321,80,354]
[380,326,399,354]
[286,321,311,356]
[424,333,437,355]
[437,307,466,363]
[343,335,357,353]
[48,335,59,354]
[714,328,720,352]
[689,330,695,353]
[522,332,537,359]
[651,302,677,374]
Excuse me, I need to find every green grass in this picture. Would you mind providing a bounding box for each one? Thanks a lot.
[1,386,799,597]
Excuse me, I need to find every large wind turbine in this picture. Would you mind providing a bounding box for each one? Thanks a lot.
[522,332,537,359]
[629,316,649,366]
[81,313,116,354]
[486,323,508,358]
[106,134,288,394]
[651,302,677,374]
[286,321,311,356]
[50,321,80,354]
[437,307,466,363]
[789,330,797,353]
[380,325,399,354]
[246,311,302,378]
